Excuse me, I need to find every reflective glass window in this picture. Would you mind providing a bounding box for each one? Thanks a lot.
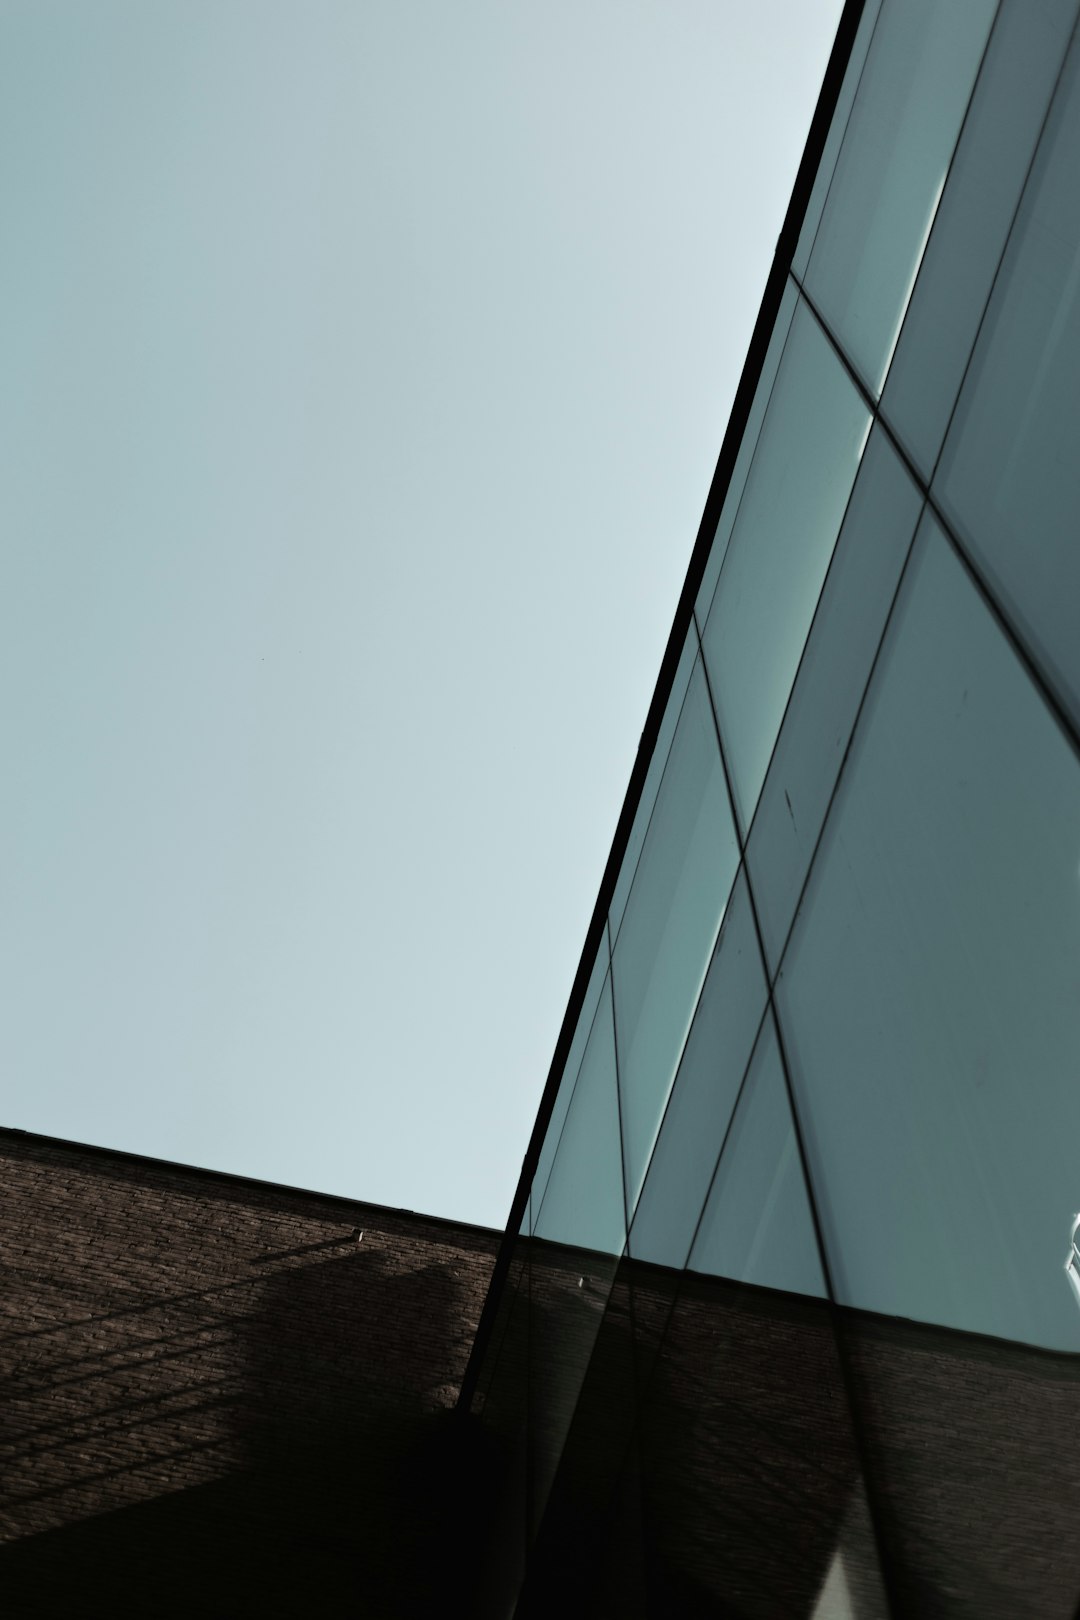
[628,871,766,1269]
[748,425,922,974]
[792,0,884,281]
[803,0,996,395]
[935,29,1080,732]
[609,629,696,947]
[611,658,739,1215]
[840,1309,1080,1617]
[522,1263,642,1615]
[528,972,626,1534]
[780,516,1080,1352]
[881,0,1078,478]
[688,1011,826,1299]
[701,301,870,833]
[529,932,609,1231]
[694,281,798,627]
[637,1213,867,1614]
[532,972,624,1256]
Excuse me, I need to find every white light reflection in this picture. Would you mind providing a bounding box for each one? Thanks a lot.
[855,413,873,465]
[811,1543,856,1620]
[878,171,947,392]
[1064,1213,1080,1308]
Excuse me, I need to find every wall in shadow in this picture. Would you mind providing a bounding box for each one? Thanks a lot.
[475,1242,1080,1619]
[0,1132,498,1619]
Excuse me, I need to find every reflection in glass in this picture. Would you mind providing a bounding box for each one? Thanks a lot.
[694,280,798,626]
[935,33,1080,732]
[881,0,1077,478]
[1066,1214,1080,1312]
[701,301,870,832]
[609,629,696,948]
[628,871,766,1269]
[529,933,609,1232]
[688,1011,826,1299]
[528,973,626,1539]
[748,425,922,974]
[533,973,624,1255]
[612,659,739,1217]
[792,0,884,281]
[635,1242,872,1614]
[780,517,1080,1351]
[803,0,996,394]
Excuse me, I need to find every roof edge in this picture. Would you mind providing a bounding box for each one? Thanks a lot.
[0,1125,500,1239]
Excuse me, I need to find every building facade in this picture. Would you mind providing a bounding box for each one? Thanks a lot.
[462,0,1080,1614]
[7,3,1080,1615]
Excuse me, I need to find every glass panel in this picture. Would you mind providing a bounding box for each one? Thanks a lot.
[529,932,609,1232]
[748,425,923,974]
[527,1232,623,1543]
[533,973,624,1256]
[694,281,799,627]
[792,0,884,281]
[628,870,766,1269]
[611,658,740,1216]
[840,1306,1080,1618]
[701,301,870,832]
[528,973,626,1537]
[519,1264,640,1616]
[881,0,1078,478]
[935,28,1080,732]
[803,0,997,395]
[780,515,1080,1352]
[636,1261,881,1615]
[609,629,696,947]
[688,1011,827,1300]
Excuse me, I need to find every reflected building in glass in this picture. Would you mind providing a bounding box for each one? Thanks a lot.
[459,0,1080,1614]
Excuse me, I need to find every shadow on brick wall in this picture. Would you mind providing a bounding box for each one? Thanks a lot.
[0,1173,499,1619]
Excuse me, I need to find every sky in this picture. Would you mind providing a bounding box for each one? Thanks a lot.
[1,0,843,1229]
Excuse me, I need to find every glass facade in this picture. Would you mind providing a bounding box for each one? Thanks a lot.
[464,1,1080,1614]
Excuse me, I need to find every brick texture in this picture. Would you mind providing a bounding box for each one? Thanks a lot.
[0,1129,498,1618]
[477,1246,1080,1619]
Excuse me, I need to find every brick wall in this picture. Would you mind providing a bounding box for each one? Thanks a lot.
[0,1129,499,1618]
[476,1246,1080,1619]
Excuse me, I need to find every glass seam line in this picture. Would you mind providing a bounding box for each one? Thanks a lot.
[765,499,928,990]
[695,622,903,1617]
[624,853,749,1263]
[549,1000,771,1604]
[851,0,1005,403]
[614,618,712,1232]
[718,351,877,851]
[793,275,1080,771]
[606,915,633,1253]
[530,949,611,1243]
[623,597,746,1219]
[798,0,887,278]
[697,635,844,1316]
[672,992,772,1275]
[610,636,700,957]
[923,0,1080,491]
[456,0,871,1418]
[523,916,627,1570]
[697,284,800,639]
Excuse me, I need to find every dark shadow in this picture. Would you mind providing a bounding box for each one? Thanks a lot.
[477,1242,1080,1618]
[0,1157,498,1619]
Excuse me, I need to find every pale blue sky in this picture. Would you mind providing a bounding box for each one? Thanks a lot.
[1,0,842,1227]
